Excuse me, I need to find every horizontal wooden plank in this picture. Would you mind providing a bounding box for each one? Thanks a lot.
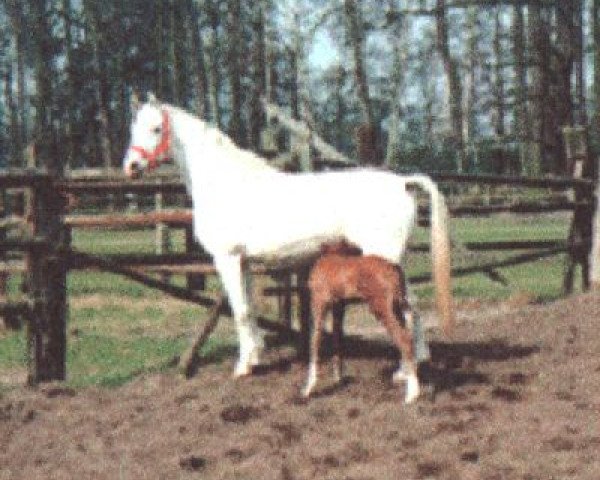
[0,237,50,252]
[0,300,31,316]
[429,172,595,190]
[60,180,188,196]
[65,210,193,228]
[0,169,52,188]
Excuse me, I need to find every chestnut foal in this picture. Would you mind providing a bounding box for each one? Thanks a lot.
[303,242,424,404]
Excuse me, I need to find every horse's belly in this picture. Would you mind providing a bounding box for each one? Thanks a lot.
[246,233,345,260]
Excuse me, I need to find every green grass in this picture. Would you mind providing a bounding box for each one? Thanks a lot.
[0,214,579,389]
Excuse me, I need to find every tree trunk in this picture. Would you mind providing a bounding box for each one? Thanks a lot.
[5,0,27,167]
[186,0,209,119]
[206,0,223,128]
[249,0,267,151]
[156,0,166,97]
[435,0,465,172]
[83,1,112,170]
[573,0,586,127]
[463,6,480,148]
[552,2,576,174]
[512,0,531,175]
[344,0,378,165]
[492,7,506,140]
[334,66,347,153]
[4,69,20,167]
[168,0,183,104]
[62,0,76,170]
[29,0,60,174]
[227,0,244,145]
[385,1,407,169]
[528,0,551,176]
[593,0,600,143]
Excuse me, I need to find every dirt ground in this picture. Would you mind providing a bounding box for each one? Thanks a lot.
[1,292,600,480]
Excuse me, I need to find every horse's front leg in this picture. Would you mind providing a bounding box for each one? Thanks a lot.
[214,253,264,377]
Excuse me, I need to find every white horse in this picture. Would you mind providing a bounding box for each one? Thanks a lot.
[122,95,454,379]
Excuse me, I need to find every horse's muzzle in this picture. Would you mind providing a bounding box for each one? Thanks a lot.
[125,160,143,179]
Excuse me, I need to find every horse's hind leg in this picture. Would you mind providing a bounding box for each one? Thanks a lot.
[332,301,345,384]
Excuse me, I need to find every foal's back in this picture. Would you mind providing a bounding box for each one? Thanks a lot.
[309,243,407,306]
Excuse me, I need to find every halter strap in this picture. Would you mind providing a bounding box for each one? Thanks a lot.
[129,110,172,170]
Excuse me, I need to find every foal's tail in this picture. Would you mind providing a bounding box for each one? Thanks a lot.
[404,175,454,335]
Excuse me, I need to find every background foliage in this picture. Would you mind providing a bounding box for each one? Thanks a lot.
[0,0,598,175]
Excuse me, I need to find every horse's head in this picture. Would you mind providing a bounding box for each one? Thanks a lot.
[123,93,172,179]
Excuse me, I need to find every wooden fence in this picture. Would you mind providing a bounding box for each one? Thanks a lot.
[1,166,599,384]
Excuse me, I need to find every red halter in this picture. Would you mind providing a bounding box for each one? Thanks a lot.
[129,110,172,170]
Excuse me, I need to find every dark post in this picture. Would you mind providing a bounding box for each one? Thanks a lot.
[26,176,68,383]
[562,126,593,293]
[297,266,311,361]
[281,272,293,332]
[185,225,206,291]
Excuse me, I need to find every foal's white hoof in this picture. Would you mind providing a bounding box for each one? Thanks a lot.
[393,368,420,404]
[392,368,408,384]
[404,375,420,404]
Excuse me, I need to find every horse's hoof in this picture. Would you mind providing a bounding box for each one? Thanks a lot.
[233,362,252,378]
[249,351,262,367]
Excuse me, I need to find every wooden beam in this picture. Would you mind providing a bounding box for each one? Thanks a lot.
[179,295,226,377]
[67,249,218,309]
[60,180,187,196]
[65,210,193,228]
[589,158,600,289]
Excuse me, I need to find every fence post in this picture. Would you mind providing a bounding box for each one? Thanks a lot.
[26,175,67,383]
[185,225,206,291]
[562,126,593,293]
[590,154,600,289]
[0,190,7,302]
[296,266,310,361]
[155,188,172,284]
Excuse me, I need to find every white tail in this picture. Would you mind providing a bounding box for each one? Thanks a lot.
[405,175,454,335]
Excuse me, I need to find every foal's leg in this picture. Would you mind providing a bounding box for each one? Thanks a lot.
[303,298,327,398]
[332,301,346,383]
[379,303,419,404]
[214,253,263,377]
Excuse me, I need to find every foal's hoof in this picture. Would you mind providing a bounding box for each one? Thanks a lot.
[392,369,408,384]
[404,376,420,404]
[393,368,420,404]
[233,362,252,378]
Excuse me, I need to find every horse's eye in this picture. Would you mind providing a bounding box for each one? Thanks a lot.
[152,126,162,134]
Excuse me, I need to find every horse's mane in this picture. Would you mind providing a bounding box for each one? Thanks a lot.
[164,104,274,174]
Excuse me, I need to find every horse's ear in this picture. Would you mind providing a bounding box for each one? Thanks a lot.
[147,92,158,105]
[130,91,140,116]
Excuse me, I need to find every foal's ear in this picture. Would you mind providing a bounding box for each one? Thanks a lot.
[147,92,159,105]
